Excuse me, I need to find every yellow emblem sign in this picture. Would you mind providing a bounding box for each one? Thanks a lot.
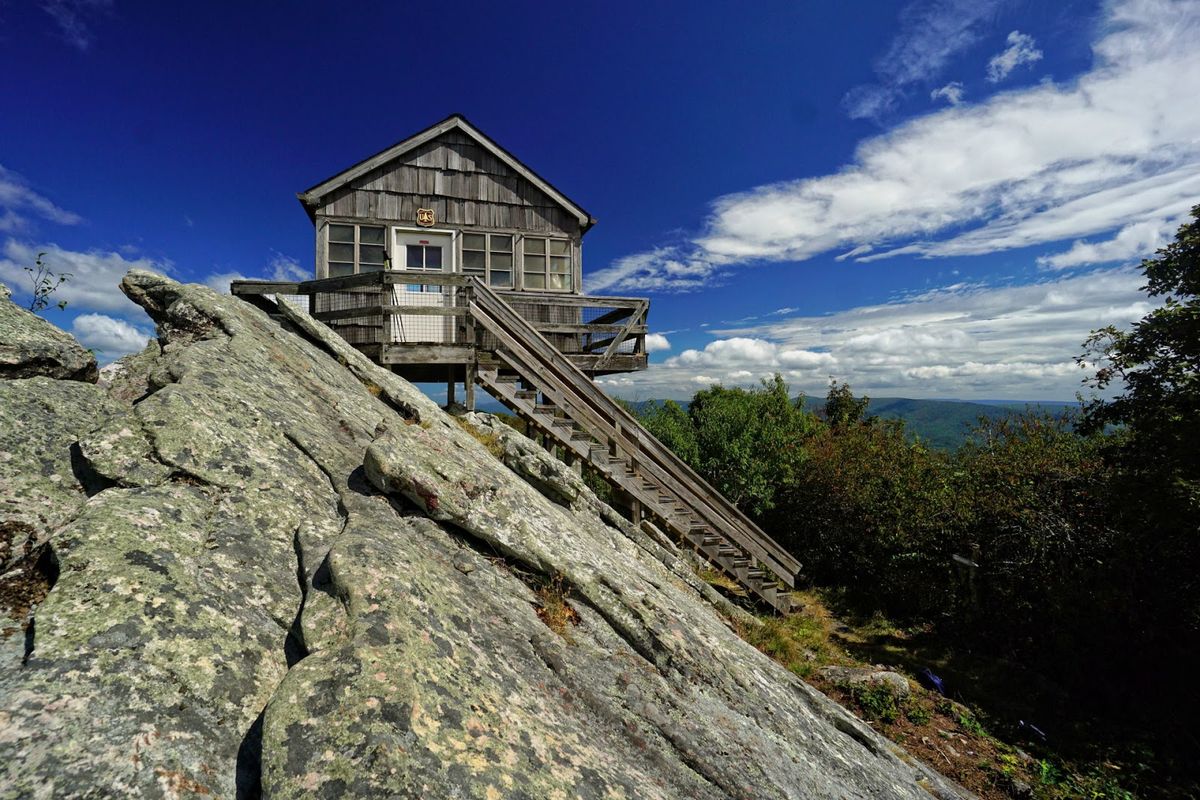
[416,208,435,227]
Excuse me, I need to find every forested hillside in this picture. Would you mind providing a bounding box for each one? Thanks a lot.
[632,208,1200,799]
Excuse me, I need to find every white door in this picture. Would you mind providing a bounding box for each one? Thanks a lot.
[391,230,453,344]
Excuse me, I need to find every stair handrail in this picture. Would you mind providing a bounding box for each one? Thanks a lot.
[467,278,801,584]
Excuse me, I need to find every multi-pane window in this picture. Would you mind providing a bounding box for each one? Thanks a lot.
[327,224,386,277]
[403,242,444,293]
[461,233,513,287]
[523,237,572,291]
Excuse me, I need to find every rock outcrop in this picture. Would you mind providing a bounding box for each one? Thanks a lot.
[0,283,98,382]
[0,272,969,798]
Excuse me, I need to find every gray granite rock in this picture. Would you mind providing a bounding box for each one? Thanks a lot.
[0,271,971,799]
[819,666,913,699]
[98,340,162,405]
[0,287,97,382]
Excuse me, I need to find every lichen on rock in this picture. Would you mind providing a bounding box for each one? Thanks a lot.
[0,271,971,799]
[0,284,98,382]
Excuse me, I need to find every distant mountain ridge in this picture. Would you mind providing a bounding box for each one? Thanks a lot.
[474,394,1079,451]
[863,397,1078,450]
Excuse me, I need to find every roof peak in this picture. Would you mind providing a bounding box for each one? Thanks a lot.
[297,115,594,230]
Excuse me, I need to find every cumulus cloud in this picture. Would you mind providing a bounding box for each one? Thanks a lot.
[71,313,153,361]
[930,81,966,105]
[0,165,82,233]
[842,0,1012,120]
[592,0,1200,292]
[986,30,1043,82]
[668,337,837,373]
[644,333,672,353]
[0,239,171,314]
[597,266,1151,401]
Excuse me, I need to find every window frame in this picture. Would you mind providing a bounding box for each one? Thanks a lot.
[326,222,388,277]
[460,232,515,289]
[521,235,573,293]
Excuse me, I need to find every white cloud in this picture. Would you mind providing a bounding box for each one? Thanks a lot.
[644,333,672,353]
[1036,215,1184,269]
[0,239,171,314]
[668,337,836,374]
[0,165,82,232]
[986,30,1043,82]
[587,246,719,294]
[842,0,1012,119]
[203,252,308,294]
[71,313,153,360]
[592,0,1200,293]
[204,271,247,294]
[930,81,966,105]
[41,0,113,51]
[598,266,1152,401]
[268,252,308,282]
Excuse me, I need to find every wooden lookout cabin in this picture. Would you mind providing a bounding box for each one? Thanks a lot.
[232,114,801,612]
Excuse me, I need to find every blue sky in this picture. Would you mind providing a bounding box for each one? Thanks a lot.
[1,0,1196,401]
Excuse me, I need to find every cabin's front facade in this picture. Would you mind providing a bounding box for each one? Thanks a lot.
[279,114,648,383]
[299,114,591,294]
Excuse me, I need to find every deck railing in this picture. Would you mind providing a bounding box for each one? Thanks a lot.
[230,271,649,373]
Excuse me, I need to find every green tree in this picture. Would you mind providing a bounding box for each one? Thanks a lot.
[634,375,816,518]
[1079,205,1200,510]
[1076,206,1200,720]
[780,407,957,617]
[637,399,699,466]
[823,379,871,429]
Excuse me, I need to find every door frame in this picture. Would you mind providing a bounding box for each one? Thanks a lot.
[389,227,457,343]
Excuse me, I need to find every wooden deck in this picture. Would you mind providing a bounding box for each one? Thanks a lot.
[231,271,648,376]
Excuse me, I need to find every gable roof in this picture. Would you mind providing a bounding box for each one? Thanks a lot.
[297,114,595,231]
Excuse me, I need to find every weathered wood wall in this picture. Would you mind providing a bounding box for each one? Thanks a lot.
[316,130,581,237]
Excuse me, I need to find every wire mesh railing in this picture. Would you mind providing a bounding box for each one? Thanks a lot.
[230,271,648,365]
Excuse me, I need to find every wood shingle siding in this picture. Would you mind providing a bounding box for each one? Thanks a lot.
[301,115,589,287]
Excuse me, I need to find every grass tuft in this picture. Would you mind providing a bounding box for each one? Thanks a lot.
[534,573,580,640]
[453,415,505,458]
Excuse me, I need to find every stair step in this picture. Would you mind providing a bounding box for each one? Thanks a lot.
[533,404,555,414]
[717,546,738,557]
[495,374,519,384]
[747,569,766,580]
[550,417,572,428]
[700,535,721,546]
[515,390,537,400]
[730,558,752,569]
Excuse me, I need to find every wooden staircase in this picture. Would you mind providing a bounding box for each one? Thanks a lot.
[468,279,801,613]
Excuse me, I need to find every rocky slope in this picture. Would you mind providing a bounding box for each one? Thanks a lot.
[0,273,970,799]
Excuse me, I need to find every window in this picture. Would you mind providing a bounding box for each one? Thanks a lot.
[523,237,572,291]
[327,223,386,276]
[403,242,443,293]
[462,233,513,288]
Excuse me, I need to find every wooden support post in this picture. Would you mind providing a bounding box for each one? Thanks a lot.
[465,362,476,411]
[446,366,456,407]
[630,497,643,525]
